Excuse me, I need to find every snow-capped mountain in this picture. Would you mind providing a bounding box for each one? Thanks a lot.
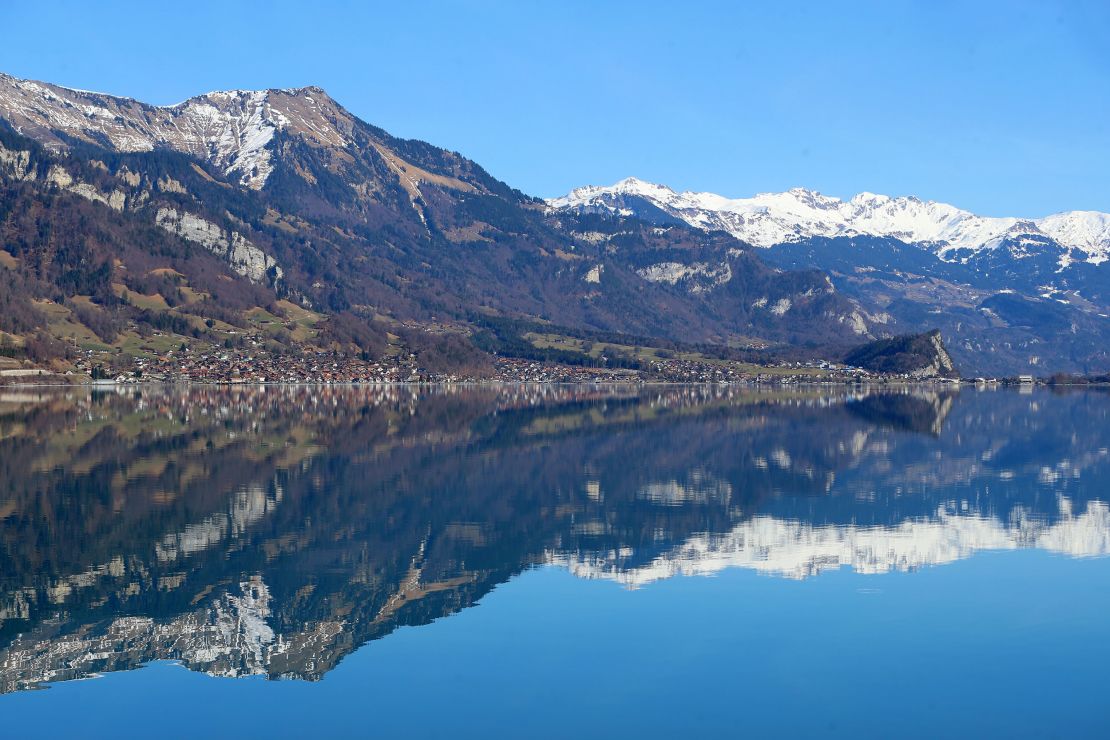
[550,177,1110,265]
[0,72,880,359]
[548,177,1110,374]
[0,72,352,189]
[5,68,1110,375]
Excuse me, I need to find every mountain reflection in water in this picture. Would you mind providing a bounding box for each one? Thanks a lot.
[0,384,1107,693]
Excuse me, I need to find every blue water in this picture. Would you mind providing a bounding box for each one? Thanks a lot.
[6,556,1109,738]
[0,386,1108,737]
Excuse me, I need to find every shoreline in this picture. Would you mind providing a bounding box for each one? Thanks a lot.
[0,377,1075,390]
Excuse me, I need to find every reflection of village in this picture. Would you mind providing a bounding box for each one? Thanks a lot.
[0,385,1108,693]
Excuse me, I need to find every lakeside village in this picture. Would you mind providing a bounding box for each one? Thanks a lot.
[0,342,1030,386]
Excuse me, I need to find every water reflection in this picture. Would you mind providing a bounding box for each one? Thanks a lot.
[0,384,1107,692]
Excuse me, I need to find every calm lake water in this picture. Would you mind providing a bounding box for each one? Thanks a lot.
[1,384,1108,738]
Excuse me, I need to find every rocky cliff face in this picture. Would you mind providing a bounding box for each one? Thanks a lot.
[844,330,958,378]
[154,207,280,282]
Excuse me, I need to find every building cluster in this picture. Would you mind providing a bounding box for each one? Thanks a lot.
[81,347,420,384]
[641,357,874,384]
[49,346,960,387]
[491,357,877,385]
[489,359,640,383]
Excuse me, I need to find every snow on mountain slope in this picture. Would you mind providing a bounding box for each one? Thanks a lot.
[549,497,1110,585]
[1036,210,1110,264]
[549,177,1110,264]
[0,72,352,189]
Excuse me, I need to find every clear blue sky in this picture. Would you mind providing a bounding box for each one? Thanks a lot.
[2,1,1108,216]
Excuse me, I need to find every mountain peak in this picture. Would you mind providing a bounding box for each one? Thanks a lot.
[0,72,355,189]
[606,176,675,193]
[548,176,680,210]
[179,84,334,106]
[614,175,653,187]
[849,191,891,206]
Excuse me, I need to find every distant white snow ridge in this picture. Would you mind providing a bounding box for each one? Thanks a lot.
[549,177,1110,265]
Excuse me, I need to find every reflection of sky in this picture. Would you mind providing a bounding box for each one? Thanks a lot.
[4,554,1110,739]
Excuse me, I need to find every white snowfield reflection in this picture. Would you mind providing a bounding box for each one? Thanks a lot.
[550,497,1110,585]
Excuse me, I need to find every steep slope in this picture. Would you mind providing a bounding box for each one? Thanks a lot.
[0,72,875,372]
[0,123,311,367]
[844,330,958,378]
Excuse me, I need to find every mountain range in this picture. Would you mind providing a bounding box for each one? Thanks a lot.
[550,176,1110,260]
[551,178,1110,374]
[0,71,1107,375]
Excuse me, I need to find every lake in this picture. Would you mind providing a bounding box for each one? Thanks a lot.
[0,384,1108,738]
